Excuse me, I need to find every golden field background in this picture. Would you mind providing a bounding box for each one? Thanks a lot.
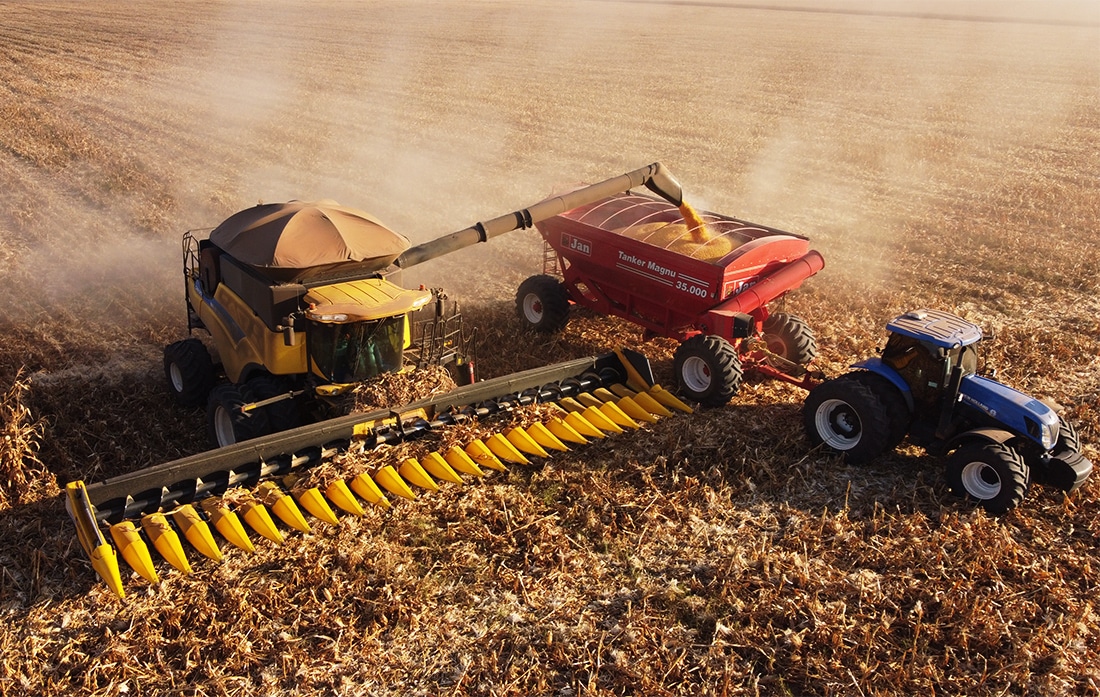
[0,1,1098,695]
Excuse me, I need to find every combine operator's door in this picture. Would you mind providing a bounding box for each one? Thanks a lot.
[305,316,407,384]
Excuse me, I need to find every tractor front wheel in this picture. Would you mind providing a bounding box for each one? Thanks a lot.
[945,441,1029,514]
[803,371,903,464]
[164,338,215,407]
[516,275,571,333]
[673,335,743,407]
[207,384,270,448]
[761,313,818,366]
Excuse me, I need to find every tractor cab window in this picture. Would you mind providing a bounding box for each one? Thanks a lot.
[308,316,406,384]
[956,344,978,376]
[882,333,948,409]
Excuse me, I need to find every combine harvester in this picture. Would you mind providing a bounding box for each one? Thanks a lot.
[65,162,826,598]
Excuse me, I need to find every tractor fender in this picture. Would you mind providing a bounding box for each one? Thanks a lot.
[851,358,914,412]
[945,427,1017,453]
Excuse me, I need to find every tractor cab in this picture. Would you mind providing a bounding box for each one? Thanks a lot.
[881,310,981,411]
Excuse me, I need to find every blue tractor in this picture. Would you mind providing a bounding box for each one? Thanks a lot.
[803,309,1093,513]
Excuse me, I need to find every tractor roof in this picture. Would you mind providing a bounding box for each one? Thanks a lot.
[887,309,982,349]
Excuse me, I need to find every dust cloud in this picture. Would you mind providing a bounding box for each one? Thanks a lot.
[1,0,1097,355]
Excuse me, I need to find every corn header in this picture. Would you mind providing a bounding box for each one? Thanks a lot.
[68,348,695,597]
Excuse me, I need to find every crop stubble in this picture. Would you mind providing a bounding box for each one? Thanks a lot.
[0,1,1098,695]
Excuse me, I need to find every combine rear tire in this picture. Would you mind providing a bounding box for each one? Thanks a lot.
[164,339,215,407]
[762,313,817,366]
[945,442,1029,514]
[207,384,269,448]
[803,371,905,464]
[673,335,743,407]
[516,275,570,333]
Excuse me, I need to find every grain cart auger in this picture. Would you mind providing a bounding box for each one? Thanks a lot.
[67,349,694,597]
[803,309,1093,513]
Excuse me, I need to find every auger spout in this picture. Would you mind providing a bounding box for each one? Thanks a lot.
[394,162,683,269]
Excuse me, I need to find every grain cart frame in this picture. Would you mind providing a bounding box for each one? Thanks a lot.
[803,309,1093,513]
[517,193,825,405]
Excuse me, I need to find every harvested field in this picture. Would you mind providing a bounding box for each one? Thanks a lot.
[1,1,1098,695]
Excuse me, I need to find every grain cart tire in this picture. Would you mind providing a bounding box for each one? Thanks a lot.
[945,441,1029,514]
[516,275,571,333]
[246,374,301,433]
[673,335,743,407]
[803,372,899,464]
[207,383,270,448]
[164,339,215,407]
[762,313,817,366]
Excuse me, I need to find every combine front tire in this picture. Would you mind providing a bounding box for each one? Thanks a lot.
[761,313,817,366]
[207,384,269,448]
[516,275,570,333]
[246,375,301,433]
[673,335,743,407]
[945,442,1029,514]
[803,372,905,464]
[164,339,215,407]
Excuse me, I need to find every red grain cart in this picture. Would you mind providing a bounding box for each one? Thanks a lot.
[519,192,825,405]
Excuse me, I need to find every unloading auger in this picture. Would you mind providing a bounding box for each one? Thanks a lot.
[67,349,693,597]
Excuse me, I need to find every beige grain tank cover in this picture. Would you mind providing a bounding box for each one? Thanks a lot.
[209,200,411,282]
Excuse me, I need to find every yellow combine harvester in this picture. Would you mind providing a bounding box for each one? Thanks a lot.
[67,163,701,597]
[166,200,471,448]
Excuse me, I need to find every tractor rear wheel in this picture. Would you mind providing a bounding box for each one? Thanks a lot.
[673,335,743,407]
[945,441,1029,514]
[858,371,911,450]
[207,383,270,448]
[164,339,215,407]
[761,313,817,366]
[803,371,902,464]
[516,275,571,333]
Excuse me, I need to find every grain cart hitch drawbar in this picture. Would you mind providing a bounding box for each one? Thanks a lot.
[67,350,692,598]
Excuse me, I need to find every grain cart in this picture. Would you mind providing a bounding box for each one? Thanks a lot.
[516,193,825,406]
[803,309,1093,513]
